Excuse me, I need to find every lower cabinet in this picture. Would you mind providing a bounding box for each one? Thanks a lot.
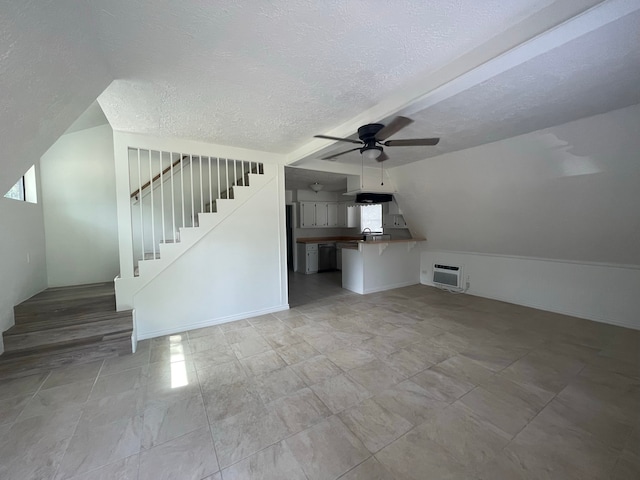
[296,243,318,274]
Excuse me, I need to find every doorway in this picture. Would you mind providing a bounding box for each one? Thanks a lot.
[286,204,293,270]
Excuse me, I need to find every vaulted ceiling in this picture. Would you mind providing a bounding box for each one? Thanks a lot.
[1,0,639,193]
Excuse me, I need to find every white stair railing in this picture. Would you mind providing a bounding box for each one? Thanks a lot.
[128,147,263,273]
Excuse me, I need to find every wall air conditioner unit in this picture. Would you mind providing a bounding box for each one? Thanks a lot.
[433,264,462,289]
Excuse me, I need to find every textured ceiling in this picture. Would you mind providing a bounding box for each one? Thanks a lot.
[313,9,640,167]
[94,0,562,151]
[0,1,111,192]
[3,0,639,194]
[284,167,350,192]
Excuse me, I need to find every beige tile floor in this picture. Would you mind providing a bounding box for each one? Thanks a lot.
[1,271,639,479]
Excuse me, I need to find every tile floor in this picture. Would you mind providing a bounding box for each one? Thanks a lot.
[0,271,638,479]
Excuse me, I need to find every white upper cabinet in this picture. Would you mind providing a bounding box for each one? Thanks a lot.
[337,203,348,227]
[315,203,329,227]
[327,203,338,227]
[299,202,339,228]
[300,202,316,227]
[347,204,361,228]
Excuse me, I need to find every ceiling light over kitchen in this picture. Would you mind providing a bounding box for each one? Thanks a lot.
[309,182,324,192]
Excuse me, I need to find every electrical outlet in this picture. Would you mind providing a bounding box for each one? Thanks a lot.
[421,270,428,274]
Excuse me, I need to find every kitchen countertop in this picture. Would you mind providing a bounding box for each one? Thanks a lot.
[339,238,426,249]
[296,236,362,244]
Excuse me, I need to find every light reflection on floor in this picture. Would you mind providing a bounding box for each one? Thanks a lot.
[169,334,189,388]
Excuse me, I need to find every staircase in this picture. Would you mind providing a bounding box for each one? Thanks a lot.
[0,283,133,380]
[125,161,268,289]
[114,146,279,339]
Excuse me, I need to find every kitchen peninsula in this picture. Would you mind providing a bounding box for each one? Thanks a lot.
[296,236,425,294]
[340,238,425,294]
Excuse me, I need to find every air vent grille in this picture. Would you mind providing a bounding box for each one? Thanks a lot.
[433,264,461,288]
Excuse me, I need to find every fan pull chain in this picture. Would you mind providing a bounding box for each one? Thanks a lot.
[380,162,384,186]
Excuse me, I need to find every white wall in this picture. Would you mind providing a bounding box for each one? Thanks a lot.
[389,104,640,329]
[40,124,119,287]
[392,104,640,265]
[133,171,288,339]
[0,181,47,352]
[422,251,640,330]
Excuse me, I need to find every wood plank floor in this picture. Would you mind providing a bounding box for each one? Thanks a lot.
[0,283,132,380]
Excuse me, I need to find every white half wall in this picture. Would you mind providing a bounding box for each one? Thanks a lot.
[343,243,422,295]
[133,169,288,339]
[421,250,640,330]
[0,187,47,352]
[40,124,119,287]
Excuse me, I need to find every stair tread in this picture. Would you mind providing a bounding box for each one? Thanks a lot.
[3,318,133,353]
[17,283,114,305]
[11,309,133,330]
[0,337,132,380]
[2,282,133,377]
[15,290,116,317]
[5,312,133,336]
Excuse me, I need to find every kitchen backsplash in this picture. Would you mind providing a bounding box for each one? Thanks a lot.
[294,227,360,238]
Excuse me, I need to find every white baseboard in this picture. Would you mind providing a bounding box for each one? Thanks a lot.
[137,304,290,340]
[422,279,639,331]
[362,280,420,295]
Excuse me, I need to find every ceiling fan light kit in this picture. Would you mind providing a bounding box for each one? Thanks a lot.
[315,116,440,162]
[361,146,382,161]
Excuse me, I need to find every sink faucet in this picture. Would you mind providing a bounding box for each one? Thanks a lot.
[362,228,372,234]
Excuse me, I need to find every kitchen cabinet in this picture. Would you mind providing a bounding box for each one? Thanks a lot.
[327,203,338,227]
[384,214,408,228]
[347,204,361,228]
[385,200,402,215]
[315,203,329,227]
[299,202,339,228]
[337,203,348,227]
[300,202,316,228]
[296,243,318,274]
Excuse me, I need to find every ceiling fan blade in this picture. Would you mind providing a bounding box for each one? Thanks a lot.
[384,137,440,147]
[322,147,362,160]
[375,116,414,141]
[376,151,389,162]
[314,135,363,145]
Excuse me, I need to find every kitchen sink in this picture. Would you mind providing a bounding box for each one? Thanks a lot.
[362,234,391,242]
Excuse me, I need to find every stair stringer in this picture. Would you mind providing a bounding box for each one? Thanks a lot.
[115,165,275,310]
[130,172,288,339]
